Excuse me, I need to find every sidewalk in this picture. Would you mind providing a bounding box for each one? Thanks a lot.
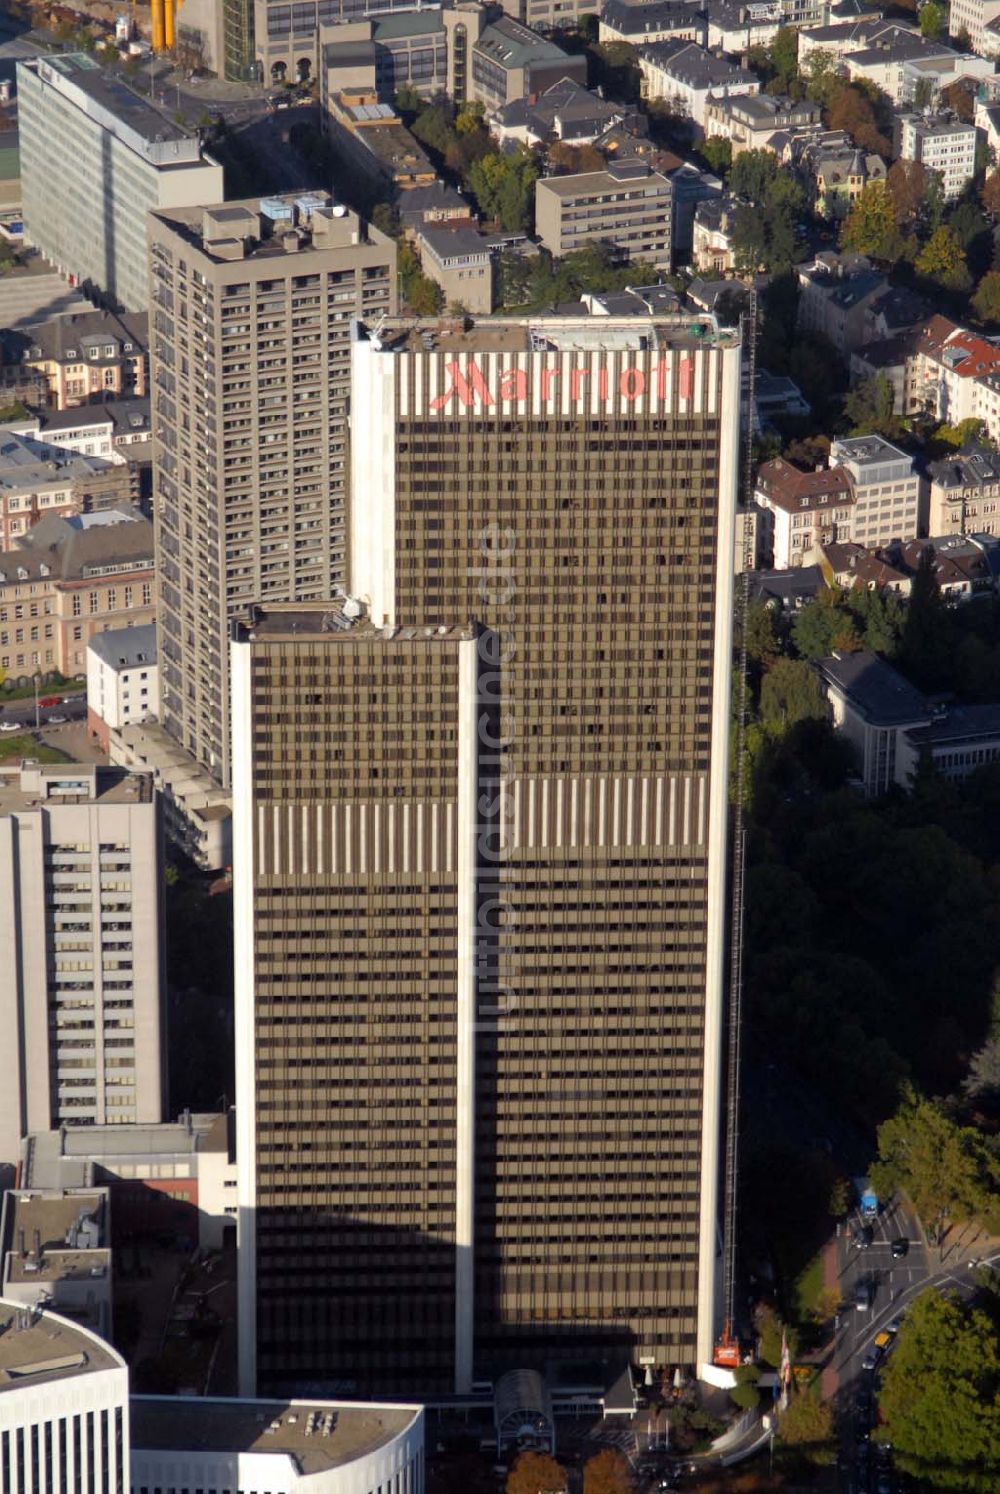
[820,1234,841,1401]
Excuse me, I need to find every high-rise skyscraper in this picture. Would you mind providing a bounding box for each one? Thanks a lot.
[0,763,165,1174]
[233,314,742,1397]
[148,195,396,789]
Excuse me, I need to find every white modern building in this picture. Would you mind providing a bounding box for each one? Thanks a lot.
[830,435,924,549]
[16,54,223,312]
[129,1397,425,1494]
[897,113,977,201]
[0,1297,130,1494]
[950,0,1000,55]
[86,625,158,752]
[816,649,931,797]
[0,764,165,1174]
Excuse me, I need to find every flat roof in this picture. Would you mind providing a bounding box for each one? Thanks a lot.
[130,1397,420,1475]
[0,764,152,814]
[364,312,733,355]
[537,161,667,196]
[31,53,190,144]
[235,602,474,644]
[0,1299,122,1391]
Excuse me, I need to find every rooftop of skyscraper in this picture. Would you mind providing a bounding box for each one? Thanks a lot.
[151,193,381,265]
[234,599,474,643]
[2,1190,111,1298]
[0,1299,123,1391]
[364,313,738,355]
[130,1396,421,1474]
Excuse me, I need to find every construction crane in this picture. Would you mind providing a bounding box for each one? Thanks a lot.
[715,283,758,1371]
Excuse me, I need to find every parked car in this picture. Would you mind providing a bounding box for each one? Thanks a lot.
[0,719,19,731]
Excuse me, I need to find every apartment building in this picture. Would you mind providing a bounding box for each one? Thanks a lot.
[600,0,707,46]
[535,160,673,268]
[17,55,223,313]
[702,91,821,155]
[927,446,1000,535]
[0,509,155,682]
[235,313,742,1397]
[0,763,164,1173]
[86,623,159,750]
[418,225,493,313]
[897,113,977,201]
[10,310,148,410]
[754,457,855,568]
[0,430,135,551]
[830,435,923,549]
[148,193,396,790]
[638,41,758,131]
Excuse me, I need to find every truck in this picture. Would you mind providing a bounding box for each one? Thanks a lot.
[856,1178,879,1220]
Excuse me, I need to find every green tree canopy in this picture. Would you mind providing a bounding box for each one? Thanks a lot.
[879,1287,1000,1490]
[870,1087,1000,1239]
[843,372,904,439]
[840,181,908,262]
[915,224,972,292]
[467,146,538,232]
[777,1392,836,1464]
[973,270,1000,324]
[701,135,732,175]
[760,658,827,738]
[920,0,945,38]
[730,148,780,204]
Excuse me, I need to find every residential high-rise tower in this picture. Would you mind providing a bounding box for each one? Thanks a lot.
[148,194,396,788]
[233,314,742,1396]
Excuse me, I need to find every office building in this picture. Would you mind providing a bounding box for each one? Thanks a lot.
[234,314,742,1395]
[130,1396,425,1494]
[470,17,586,110]
[418,225,493,313]
[0,509,155,683]
[148,193,396,790]
[0,1298,129,1493]
[0,764,165,1174]
[535,160,673,268]
[830,434,924,549]
[17,54,223,313]
[897,113,977,201]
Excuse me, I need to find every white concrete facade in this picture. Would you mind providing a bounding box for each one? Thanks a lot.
[130,1398,424,1494]
[0,1300,130,1494]
[0,765,165,1174]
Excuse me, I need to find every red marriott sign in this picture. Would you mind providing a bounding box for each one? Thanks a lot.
[427,355,697,412]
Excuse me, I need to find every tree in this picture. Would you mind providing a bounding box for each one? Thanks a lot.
[791,586,862,659]
[933,416,988,448]
[701,135,732,176]
[843,372,903,439]
[920,0,945,38]
[399,241,444,316]
[982,171,1000,219]
[548,141,605,175]
[964,1037,1000,1104]
[879,1287,1000,1490]
[467,146,538,232]
[886,158,931,228]
[973,270,1000,324]
[754,1303,798,1368]
[870,1087,999,1240]
[507,1451,567,1494]
[730,1364,762,1411]
[760,658,827,738]
[742,598,783,664]
[777,1393,836,1464]
[899,545,951,689]
[941,77,976,123]
[769,27,800,93]
[583,1447,634,1493]
[730,148,779,204]
[803,50,841,108]
[840,181,906,262]
[915,224,972,292]
[826,81,891,156]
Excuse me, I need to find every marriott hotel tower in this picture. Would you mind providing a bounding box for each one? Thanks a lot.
[233,315,743,1397]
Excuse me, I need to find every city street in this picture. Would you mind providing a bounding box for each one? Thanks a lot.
[0,690,87,731]
[831,1195,1000,1493]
